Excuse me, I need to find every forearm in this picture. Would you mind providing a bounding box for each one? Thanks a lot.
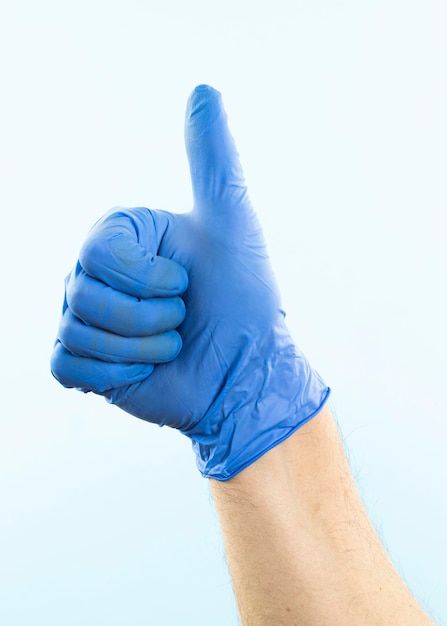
[210,403,433,626]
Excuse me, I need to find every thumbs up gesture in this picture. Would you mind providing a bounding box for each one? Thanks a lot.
[51,85,329,480]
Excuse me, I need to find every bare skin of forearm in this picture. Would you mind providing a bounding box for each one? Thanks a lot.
[210,403,434,626]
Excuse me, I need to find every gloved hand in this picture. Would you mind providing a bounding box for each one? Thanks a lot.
[51,84,330,480]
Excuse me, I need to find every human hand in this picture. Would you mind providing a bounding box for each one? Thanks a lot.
[51,85,329,480]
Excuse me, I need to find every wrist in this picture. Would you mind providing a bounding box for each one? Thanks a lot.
[188,327,330,480]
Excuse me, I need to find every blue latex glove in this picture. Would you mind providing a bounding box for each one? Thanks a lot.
[51,85,330,480]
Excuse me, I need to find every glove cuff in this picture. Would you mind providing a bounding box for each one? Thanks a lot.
[186,331,330,480]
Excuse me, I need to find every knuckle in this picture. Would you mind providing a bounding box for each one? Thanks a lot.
[50,343,73,388]
[58,310,86,356]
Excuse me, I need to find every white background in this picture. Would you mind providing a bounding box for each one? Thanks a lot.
[0,1,445,624]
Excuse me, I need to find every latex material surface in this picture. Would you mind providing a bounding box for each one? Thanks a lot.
[51,85,330,480]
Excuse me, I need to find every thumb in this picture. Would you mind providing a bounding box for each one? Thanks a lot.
[185,84,250,214]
